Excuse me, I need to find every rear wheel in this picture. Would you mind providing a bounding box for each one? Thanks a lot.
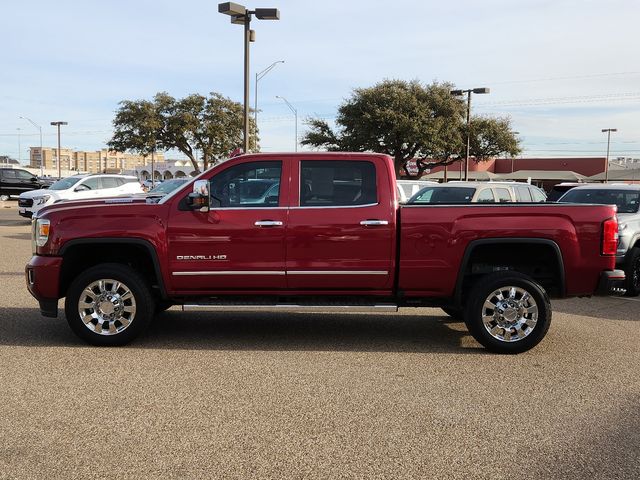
[64,263,154,346]
[464,272,551,354]
[623,248,640,297]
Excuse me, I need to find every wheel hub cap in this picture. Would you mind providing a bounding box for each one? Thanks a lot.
[481,286,538,343]
[77,279,136,336]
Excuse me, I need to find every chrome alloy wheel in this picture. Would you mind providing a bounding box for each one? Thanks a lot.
[77,279,137,336]
[481,286,538,343]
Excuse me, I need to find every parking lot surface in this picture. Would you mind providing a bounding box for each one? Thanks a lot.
[0,203,638,479]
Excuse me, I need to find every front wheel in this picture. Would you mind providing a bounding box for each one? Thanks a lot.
[464,272,551,354]
[64,263,154,346]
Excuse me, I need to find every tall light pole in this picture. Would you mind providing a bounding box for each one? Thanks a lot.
[602,128,617,183]
[50,121,68,179]
[16,128,21,164]
[275,95,297,152]
[451,87,490,181]
[510,131,520,173]
[255,60,284,149]
[19,116,43,175]
[218,2,280,154]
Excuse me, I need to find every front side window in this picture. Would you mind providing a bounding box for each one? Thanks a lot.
[476,188,496,203]
[15,170,35,180]
[300,161,377,207]
[210,161,282,208]
[530,187,547,202]
[80,178,101,190]
[49,176,82,190]
[515,186,532,202]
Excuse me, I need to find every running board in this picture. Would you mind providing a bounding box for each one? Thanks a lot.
[182,303,399,313]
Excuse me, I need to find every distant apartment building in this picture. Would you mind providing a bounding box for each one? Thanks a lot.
[29,147,163,174]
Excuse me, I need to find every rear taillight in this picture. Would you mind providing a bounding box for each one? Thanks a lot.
[602,217,618,255]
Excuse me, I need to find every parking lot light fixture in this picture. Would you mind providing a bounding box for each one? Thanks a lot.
[20,117,44,176]
[255,60,284,149]
[450,87,490,181]
[50,121,68,179]
[218,2,280,153]
[602,128,617,183]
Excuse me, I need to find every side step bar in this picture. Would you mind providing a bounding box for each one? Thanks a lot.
[182,303,399,313]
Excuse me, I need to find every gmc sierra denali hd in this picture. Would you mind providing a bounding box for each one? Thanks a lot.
[26,153,624,353]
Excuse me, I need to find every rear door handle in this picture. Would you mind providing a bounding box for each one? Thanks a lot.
[360,220,389,226]
[255,220,284,227]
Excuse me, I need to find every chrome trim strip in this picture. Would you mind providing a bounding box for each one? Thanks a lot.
[210,207,288,210]
[172,270,286,276]
[182,304,398,313]
[290,203,379,210]
[287,270,389,275]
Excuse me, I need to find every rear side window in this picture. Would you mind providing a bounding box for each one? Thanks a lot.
[101,177,120,189]
[300,161,377,207]
[476,188,495,203]
[495,188,512,203]
[515,186,532,202]
[2,170,16,179]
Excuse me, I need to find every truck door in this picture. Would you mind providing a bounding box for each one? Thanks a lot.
[167,159,289,292]
[285,158,395,291]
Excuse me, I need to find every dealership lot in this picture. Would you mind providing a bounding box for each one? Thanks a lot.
[0,203,638,479]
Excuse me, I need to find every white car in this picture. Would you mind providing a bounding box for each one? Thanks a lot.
[18,174,144,218]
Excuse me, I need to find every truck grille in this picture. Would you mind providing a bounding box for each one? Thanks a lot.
[19,198,33,207]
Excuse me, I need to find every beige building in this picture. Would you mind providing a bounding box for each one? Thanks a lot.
[29,147,163,174]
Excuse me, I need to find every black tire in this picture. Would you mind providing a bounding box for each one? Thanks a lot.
[64,263,154,346]
[441,306,464,321]
[464,272,551,354]
[623,248,640,297]
[155,300,174,314]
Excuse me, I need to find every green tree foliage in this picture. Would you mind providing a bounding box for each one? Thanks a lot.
[301,79,521,178]
[109,92,256,173]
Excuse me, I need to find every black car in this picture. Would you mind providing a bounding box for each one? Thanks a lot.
[0,168,44,201]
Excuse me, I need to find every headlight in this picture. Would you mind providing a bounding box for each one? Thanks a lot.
[35,218,51,247]
[33,195,51,206]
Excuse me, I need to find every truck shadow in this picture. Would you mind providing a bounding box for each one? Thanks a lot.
[553,296,640,322]
[0,308,483,354]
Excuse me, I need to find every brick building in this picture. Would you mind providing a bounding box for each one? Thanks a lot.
[29,147,163,174]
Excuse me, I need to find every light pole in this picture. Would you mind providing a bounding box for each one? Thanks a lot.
[255,60,284,149]
[50,121,68,179]
[218,2,280,154]
[602,128,617,183]
[451,87,490,181]
[510,131,520,173]
[16,128,21,164]
[19,117,43,175]
[275,95,297,152]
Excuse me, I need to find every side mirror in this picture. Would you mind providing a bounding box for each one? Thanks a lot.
[188,180,210,212]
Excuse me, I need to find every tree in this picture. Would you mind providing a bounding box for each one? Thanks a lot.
[301,79,521,178]
[109,92,256,174]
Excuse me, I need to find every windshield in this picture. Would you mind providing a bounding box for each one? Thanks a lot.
[409,186,477,204]
[559,189,640,213]
[48,177,83,191]
[148,179,188,195]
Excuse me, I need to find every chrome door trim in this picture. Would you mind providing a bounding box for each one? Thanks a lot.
[290,203,378,210]
[172,270,286,276]
[287,270,389,275]
[254,220,284,227]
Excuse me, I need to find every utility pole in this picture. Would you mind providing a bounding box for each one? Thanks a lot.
[16,128,21,164]
[50,121,68,178]
[450,87,490,181]
[19,117,43,175]
[602,128,617,183]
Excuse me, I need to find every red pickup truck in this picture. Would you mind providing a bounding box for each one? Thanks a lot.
[26,152,624,353]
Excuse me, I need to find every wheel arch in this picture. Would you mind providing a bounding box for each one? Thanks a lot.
[58,238,167,300]
[454,238,566,306]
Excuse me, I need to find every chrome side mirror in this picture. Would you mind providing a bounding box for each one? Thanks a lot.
[188,180,210,212]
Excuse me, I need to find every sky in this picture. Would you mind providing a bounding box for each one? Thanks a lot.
[1,0,639,163]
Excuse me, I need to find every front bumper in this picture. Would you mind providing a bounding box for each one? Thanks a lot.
[595,269,626,296]
[25,255,63,317]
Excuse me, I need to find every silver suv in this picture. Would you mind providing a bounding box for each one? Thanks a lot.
[558,184,640,296]
[408,181,547,204]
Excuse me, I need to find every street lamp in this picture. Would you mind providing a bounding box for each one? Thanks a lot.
[275,95,297,152]
[602,128,617,183]
[451,87,490,181]
[255,60,284,149]
[50,121,68,179]
[19,116,44,175]
[510,131,520,173]
[218,2,280,153]
[16,128,21,164]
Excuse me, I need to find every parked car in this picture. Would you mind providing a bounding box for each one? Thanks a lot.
[141,179,162,192]
[145,178,190,201]
[546,182,585,202]
[0,168,45,200]
[18,174,144,218]
[26,152,623,354]
[396,180,438,203]
[558,184,640,295]
[408,181,547,204]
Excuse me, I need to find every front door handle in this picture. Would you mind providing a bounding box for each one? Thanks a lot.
[255,220,284,227]
[360,220,389,226]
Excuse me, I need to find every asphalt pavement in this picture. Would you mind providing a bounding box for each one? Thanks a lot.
[0,201,638,479]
